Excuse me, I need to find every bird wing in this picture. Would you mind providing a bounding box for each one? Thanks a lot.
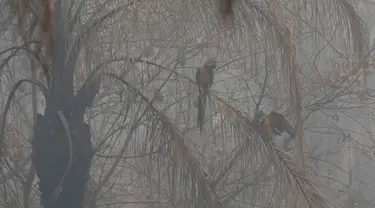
[195,64,215,132]
[268,111,285,130]
[268,111,296,138]
[196,67,201,85]
[197,68,211,88]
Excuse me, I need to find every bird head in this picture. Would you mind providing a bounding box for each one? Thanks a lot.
[204,60,217,70]
[254,110,266,120]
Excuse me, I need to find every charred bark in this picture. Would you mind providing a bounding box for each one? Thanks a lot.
[31,111,93,208]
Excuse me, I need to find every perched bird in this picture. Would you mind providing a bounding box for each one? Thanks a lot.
[253,110,296,138]
[196,60,216,132]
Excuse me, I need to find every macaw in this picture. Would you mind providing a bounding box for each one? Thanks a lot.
[253,110,296,138]
[196,60,216,132]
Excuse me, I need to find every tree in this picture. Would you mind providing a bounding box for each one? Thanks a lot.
[0,0,369,207]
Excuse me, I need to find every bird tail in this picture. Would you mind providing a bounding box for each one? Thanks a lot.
[197,88,208,132]
[281,118,296,138]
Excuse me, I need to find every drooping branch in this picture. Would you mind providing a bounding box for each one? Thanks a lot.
[64,1,139,103]
[104,73,222,207]
[214,96,332,208]
[50,111,74,203]
[255,41,270,112]
[0,79,48,162]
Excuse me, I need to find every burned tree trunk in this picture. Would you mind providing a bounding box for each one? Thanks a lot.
[32,112,93,208]
[25,0,102,206]
[31,73,100,208]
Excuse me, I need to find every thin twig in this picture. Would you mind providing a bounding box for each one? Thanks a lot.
[255,58,269,112]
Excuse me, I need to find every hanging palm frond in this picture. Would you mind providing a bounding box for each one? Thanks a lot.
[104,73,221,207]
[96,72,333,208]
[213,95,333,208]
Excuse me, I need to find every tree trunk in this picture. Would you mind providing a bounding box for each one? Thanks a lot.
[31,112,93,208]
